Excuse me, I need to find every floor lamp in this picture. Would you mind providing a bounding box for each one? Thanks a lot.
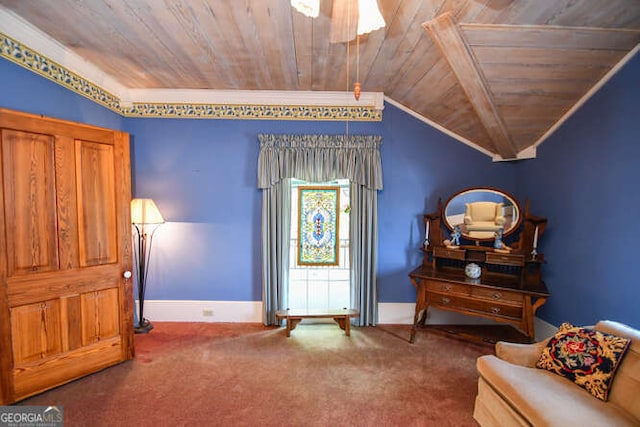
[131,198,165,334]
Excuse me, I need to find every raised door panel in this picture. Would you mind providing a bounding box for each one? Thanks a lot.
[1,129,59,277]
[60,294,83,352]
[75,140,118,267]
[10,300,62,365]
[81,287,120,345]
[54,136,80,270]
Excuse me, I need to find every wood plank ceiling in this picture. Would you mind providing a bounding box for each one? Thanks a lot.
[1,0,639,159]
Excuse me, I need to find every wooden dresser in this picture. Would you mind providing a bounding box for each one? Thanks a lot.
[409,188,549,343]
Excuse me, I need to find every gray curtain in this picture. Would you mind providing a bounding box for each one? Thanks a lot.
[350,182,378,326]
[260,178,291,325]
[257,134,383,326]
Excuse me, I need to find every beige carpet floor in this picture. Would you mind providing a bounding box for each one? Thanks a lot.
[19,322,493,426]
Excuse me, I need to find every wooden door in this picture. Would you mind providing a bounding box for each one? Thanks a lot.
[0,109,133,404]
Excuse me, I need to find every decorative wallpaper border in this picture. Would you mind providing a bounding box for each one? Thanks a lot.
[1,32,382,122]
[121,103,382,121]
[1,32,121,112]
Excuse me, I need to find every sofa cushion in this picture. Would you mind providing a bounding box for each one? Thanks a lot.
[595,321,640,420]
[474,377,529,427]
[536,322,631,401]
[477,355,638,426]
[495,339,550,368]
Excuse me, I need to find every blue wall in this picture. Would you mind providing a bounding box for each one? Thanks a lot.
[125,118,384,301]
[378,106,516,302]
[518,51,640,329]
[126,106,514,303]
[0,59,123,130]
[3,49,637,328]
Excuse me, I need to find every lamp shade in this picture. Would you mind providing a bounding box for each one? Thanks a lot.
[131,198,164,225]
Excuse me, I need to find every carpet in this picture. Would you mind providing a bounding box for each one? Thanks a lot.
[18,322,493,426]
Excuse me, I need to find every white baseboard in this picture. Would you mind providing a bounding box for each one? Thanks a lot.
[140,300,557,339]
[142,301,423,324]
[142,300,263,323]
[377,303,414,325]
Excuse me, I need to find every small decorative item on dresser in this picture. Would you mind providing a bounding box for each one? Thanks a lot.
[465,262,482,279]
[423,217,430,249]
[493,227,513,253]
[493,228,504,249]
[445,224,461,248]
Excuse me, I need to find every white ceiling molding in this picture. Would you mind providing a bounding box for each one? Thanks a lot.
[492,146,536,162]
[121,89,384,110]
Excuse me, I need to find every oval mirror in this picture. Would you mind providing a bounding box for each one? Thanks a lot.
[443,187,522,241]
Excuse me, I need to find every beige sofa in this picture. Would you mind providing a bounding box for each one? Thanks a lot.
[474,320,640,426]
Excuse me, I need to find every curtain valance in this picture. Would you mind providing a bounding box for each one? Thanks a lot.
[257,134,383,190]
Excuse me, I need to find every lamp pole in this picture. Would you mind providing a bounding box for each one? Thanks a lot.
[131,198,164,334]
[133,224,153,333]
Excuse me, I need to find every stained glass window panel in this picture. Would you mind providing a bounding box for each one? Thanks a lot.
[298,186,340,266]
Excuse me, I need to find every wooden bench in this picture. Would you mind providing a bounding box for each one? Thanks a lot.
[275,308,360,337]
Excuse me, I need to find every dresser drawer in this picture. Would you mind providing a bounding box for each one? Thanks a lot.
[467,299,523,319]
[426,280,470,296]
[428,293,467,309]
[427,294,522,320]
[471,287,524,305]
[485,252,525,266]
[433,246,466,260]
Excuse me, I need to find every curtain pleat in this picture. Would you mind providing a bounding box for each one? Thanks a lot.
[261,179,290,325]
[350,182,378,326]
[258,134,382,326]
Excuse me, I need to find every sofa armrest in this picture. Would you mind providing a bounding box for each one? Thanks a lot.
[495,339,549,368]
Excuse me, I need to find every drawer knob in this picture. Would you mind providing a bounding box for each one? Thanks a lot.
[444,284,452,291]
[442,297,451,305]
[492,292,502,300]
[491,307,501,314]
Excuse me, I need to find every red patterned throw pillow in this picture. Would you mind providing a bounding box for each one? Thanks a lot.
[536,322,631,401]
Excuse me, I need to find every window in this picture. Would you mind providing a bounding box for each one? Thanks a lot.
[288,179,350,311]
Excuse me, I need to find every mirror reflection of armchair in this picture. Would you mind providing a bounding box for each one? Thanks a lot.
[463,201,505,233]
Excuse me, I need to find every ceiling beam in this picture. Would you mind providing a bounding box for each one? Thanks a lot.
[423,13,518,159]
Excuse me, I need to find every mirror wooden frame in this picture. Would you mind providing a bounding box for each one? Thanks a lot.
[442,186,522,242]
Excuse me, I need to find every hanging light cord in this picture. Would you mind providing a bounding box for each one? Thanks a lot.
[356,35,360,83]
[345,0,351,138]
